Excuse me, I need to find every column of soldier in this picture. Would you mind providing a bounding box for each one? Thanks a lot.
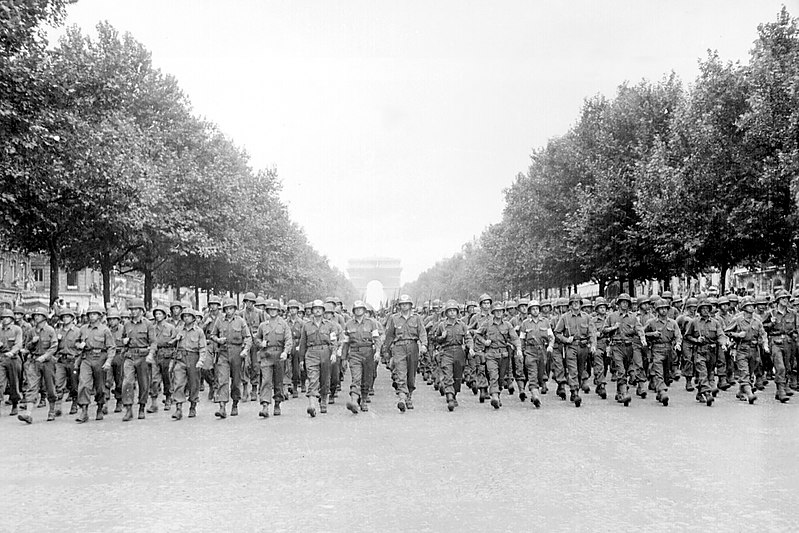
[0,285,795,424]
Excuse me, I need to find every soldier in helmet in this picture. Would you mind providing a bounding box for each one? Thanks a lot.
[253,299,292,418]
[171,308,207,419]
[148,304,177,414]
[591,297,611,398]
[341,300,383,414]
[602,293,647,407]
[467,294,493,402]
[105,308,126,413]
[120,298,157,422]
[168,301,184,328]
[684,298,729,406]
[201,296,222,400]
[430,300,470,411]
[384,294,428,412]
[725,296,768,404]
[323,302,344,405]
[518,300,554,408]
[547,297,569,400]
[0,308,23,416]
[761,289,795,403]
[239,292,263,402]
[553,294,596,407]
[753,294,771,389]
[208,298,252,418]
[297,300,339,417]
[677,297,699,391]
[643,299,682,406]
[285,300,306,397]
[473,301,521,409]
[53,307,81,418]
[11,306,32,411]
[74,305,116,422]
[18,307,58,424]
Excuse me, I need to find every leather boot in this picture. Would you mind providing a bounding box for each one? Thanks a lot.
[241,383,250,402]
[573,390,582,408]
[75,405,88,423]
[621,384,632,406]
[507,381,515,395]
[397,393,407,413]
[540,381,548,395]
[38,396,46,408]
[705,391,714,406]
[775,384,790,403]
[518,381,527,402]
[636,382,647,399]
[581,381,590,394]
[9,402,18,416]
[54,400,62,417]
[360,395,369,412]
[479,388,488,403]
[320,396,328,413]
[754,375,765,390]
[259,403,270,418]
[138,404,146,419]
[292,387,299,399]
[122,405,133,422]
[659,391,669,406]
[18,410,32,424]
[556,383,566,400]
[250,384,258,402]
[718,376,731,391]
[346,393,359,414]
[406,394,414,410]
[146,397,158,413]
[306,397,317,418]
[215,402,227,418]
[743,384,757,404]
[114,400,123,413]
[685,379,695,392]
[596,383,607,400]
[96,404,104,421]
[273,400,281,416]
[490,393,501,409]
[164,396,172,411]
[188,402,197,418]
[172,403,183,420]
[230,401,239,416]
[446,393,456,412]
[47,401,56,421]
[531,388,541,408]
[69,400,78,415]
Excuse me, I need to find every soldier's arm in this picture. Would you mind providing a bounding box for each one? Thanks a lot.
[298,327,308,359]
[241,320,252,352]
[553,316,570,344]
[104,327,116,362]
[43,328,58,361]
[684,320,700,344]
[463,324,474,352]
[418,319,428,347]
[282,319,294,354]
[371,319,383,355]
[634,317,646,344]
[197,329,208,364]
[672,319,683,347]
[9,326,22,356]
[715,320,729,347]
[588,317,598,349]
[507,324,521,351]
[383,316,395,349]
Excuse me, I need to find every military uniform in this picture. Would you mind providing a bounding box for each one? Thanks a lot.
[473,303,521,408]
[298,303,339,416]
[553,297,596,406]
[432,305,471,409]
[518,303,554,407]
[172,309,207,418]
[603,294,646,406]
[342,303,382,413]
[254,300,293,416]
[725,298,767,404]
[239,293,264,401]
[54,309,81,416]
[209,299,252,417]
[762,291,796,402]
[121,300,157,421]
[684,301,729,405]
[384,296,428,411]
[643,300,682,406]
[19,309,58,423]
[0,310,22,414]
[286,304,306,395]
[76,308,116,422]
[106,310,126,412]
[149,308,177,413]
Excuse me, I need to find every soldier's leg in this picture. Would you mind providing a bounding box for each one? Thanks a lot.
[441,351,455,396]
[576,345,589,388]
[150,355,163,404]
[329,359,341,399]
[136,358,150,407]
[160,357,172,404]
[631,345,647,385]
[122,358,137,406]
[475,352,488,389]
[593,347,607,387]
[0,359,15,412]
[524,350,540,391]
[361,349,374,400]
[273,359,284,403]
[112,354,124,404]
[453,349,465,396]
[611,346,628,399]
[258,357,272,406]
[215,353,231,403]
[186,353,200,405]
[771,342,787,392]
[682,342,695,386]
[497,355,509,393]
[406,344,419,398]
[172,358,188,404]
[551,346,566,385]
[305,351,321,398]
[391,345,409,400]
[651,348,667,394]
[694,348,710,396]
[291,348,301,392]
[564,346,579,391]
[229,352,242,404]
[485,353,500,396]
[349,352,364,398]
[92,356,106,407]
[77,358,94,406]
[319,350,331,398]
[54,360,69,413]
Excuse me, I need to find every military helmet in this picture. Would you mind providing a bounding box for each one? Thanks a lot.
[556,297,569,308]
[221,298,237,310]
[697,298,712,310]
[397,294,414,306]
[120,309,131,319]
[491,302,504,312]
[365,303,375,313]
[568,293,581,303]
[286,299,301,309]
[335,297,343,305]
[107,309,121,320]
[506,300,516,309]
[323,302,335,313]
[208,296,221,306]
[59,307,76,318]
[31,306,49,318]
[13,306,25,315]
[352,300,367,312]
[673,296,683,305]
[180,307,196,319]
[0,309,14,319]
[728,294,739,304]
[311,299,325,310]
[444,300,459,313]
[243,292,257,302]
[127,298,145,311]
[654,299,670,310]
[717,296,730,306]
[639,295,651,306]
[478,293,492,304]
[264,299,280,311]
[581,299,593,309]
[685,297,698,308]
[661,291,673,299]
[517,298,529,307]
[255,297,266,307]
[169,300,184,310]
[528,299,540,308]
[617,293,631,303]
[540,299,551,308]
[465,300,477,308]
[740,296,755,309]
[152,304,169,317]
[431,299,442,308]
[594,297,608,308]
[775,289,790,301]
[86,304,105,316]
[754,294,769,306]
[325,297,336,305]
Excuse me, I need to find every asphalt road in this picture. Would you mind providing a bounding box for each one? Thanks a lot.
[1,372,797,532]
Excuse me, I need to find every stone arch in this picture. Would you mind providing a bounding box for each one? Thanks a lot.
[347,257,401,309]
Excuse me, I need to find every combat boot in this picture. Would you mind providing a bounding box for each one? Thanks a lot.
[620,384,632,407]
[273,400,281,416]
[38,396,46,408]
[518,381,527,402]
[146,397,158,413]
[531,388,541,409]
[478,388,487,403]
[596,383,607,400]
[718,376,731,391]
[306,397,317,418]
[230,401,239,416]
[397,393,407,413]
[69,400,78,415]
[743,384,757,405]
[102,404,108,415]
[215,402,227,418]
[360,396,369,412]
[685,379,695,392]
[188,402,197,418]
[138,404,146,419]
[114,400,123,413]
[636,382,647,399]
[47,401,56,421]
[9,402,18,416]
[574,390,582,408]
[775,384,790,403]
[659,391,669,406]
[172,403,183,420]
[207,388,214,401]
[540,381,548,395]
[54,400,62,417]
[446,393,456,412]
[301,382,307,393]
[754,376,765,391]
[471,384,478,395]
[122,405,133,422]
[292,388,299,399]
[17,411,32,424]
[346,393,359,414]
[581,381,590,394]
[406,394,414,409]
[705,391,714,407]
[320,396,328,414]
[785,387,795,397]
[490,393,501,409]
[259,403,269,418]
[736,388,746,401]
[95,404,104,421]
[75,405,88,423]
[507,381,515,395]
[328,394,335,405]
[250,384,258,402]
[163,396,172,411]
[556,383,566,401]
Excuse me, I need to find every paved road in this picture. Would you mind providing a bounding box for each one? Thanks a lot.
[1,371,797,532]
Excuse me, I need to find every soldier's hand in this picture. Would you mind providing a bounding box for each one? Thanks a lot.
[122,338,130,346]
[764,345,771,354]
[218,336,227,345]
[196,360,204,369]
[565,336,574,344]
[261,340,268,349]
[146,355,156,365]
[76,341,86,350]
[419,344,428,355]
[330,352,337,363]
[36,355,47,363]
[641,339,648,348]
[483,339,491,347]
[31,335,40,344]
[373,352,380,363]
[73,360,80,370]
[102,361,112,371]
[280,352,287,361]
[440,329,447,339]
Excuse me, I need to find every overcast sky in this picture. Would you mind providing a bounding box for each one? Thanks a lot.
[57,0,791,284]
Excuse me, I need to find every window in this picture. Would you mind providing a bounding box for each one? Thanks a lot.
[67,271,78,290]
[32,268,44,283]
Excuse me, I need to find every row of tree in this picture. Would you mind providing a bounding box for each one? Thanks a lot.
[404,8,799,301]
[1,1,357,307]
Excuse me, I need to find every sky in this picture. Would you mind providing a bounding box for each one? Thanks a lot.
[55,0,793,284]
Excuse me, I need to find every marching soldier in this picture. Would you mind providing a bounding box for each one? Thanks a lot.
[148,304,176,414]
[254,299,292,418]
[286,300,306,397]
[172,308,207,420]
[208,298,252,419]
[54,308,81,417]
[0,308,22,416]
[591,297,611,399]
[239,292,263,402]
[384,294,428,412]
[201,296,222,400]
[298,300,339,417]
[106,308,126,413]
[121,298,157,422]
[643,299,682,406]
[684,298,729,406]
[473,302,521,409]
[76,305,116,422]
[431,300,471,411]
[677,297,698,391]
[725,296,768,404]
[168,301,184,328]
[18,307,58,424]
[603,293,647,407]
[341,300,382,414]
[518,300,554,408]
[553,294,596,407]
[323,302,344,405]
[467,294,492,401]
[762,290,795,403]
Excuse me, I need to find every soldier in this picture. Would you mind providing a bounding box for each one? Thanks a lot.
[12,306,32,411]
[18,307,58,424]
[430,300,470,411]
[725,296,768,404]
[762,289,795,403]
[106,308,126,413]
[168,301,184,328]
[715,296,736,391]
[75,304,116,423]
[341,300,382,414]
[298,300,339,417]
[467,294,492,402]
[365,303,383,398]
[148,304,176,414]
[253,299,292,418]
[677,297,699,391]
[172,308,207,420]
[323,302,344,405]
[239,292,263,402]
[208,298,252,418]
[200,296,222,400]
[549,297,570,400]
[285,300,306,397]
[643,299,682,406]
[603,293,647,407]
[0,308,22,416]
[553,294,596,407]
[384,294,428,412]
[518,300,554,408]
[120,298,157,421]
[591,297,611,399]
[54,308,81,417]
[754,294,772,387]
[684,298,729,406]
[473,302,522,409]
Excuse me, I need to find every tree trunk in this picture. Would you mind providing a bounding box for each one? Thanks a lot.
[628,278,635,296]
[143,267,153,310]
[598,279,606,297]
[48,245,60,306]
[100,252,112,307]
[194,286,200,311]
[719,264,728,294]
